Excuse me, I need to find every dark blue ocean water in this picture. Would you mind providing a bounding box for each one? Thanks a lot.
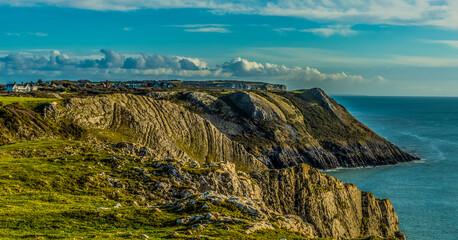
[326,96,458,240]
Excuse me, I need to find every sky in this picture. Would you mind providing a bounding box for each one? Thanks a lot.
[1,0,458,96]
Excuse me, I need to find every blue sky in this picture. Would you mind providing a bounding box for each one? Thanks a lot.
[1,0,458,96]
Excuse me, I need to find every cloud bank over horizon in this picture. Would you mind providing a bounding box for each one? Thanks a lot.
[0,49,369,84]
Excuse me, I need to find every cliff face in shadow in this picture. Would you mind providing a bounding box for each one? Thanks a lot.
[0,103,82,144]
[0,104,50,144]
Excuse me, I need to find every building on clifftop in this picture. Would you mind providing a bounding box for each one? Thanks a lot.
[5,82,39,92]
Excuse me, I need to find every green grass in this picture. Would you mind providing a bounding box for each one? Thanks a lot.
[0,139,78,151]
[0,96,60,110]
[0,139,395,240]
[0,140,310,239]
[88,128,137,144]
[0,140,180,239]
[0,192,182,239]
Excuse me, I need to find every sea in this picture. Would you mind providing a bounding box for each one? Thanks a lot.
[325,96,458,240]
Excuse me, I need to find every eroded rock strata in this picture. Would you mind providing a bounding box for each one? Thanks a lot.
[0,88,414,239]
[45,89,417,171]
[98,155,405,239]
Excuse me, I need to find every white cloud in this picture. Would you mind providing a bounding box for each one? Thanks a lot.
[426,40,458,48]
[221,57,366,82]
[47,50,74,69]
[0,49,369,83]
[172,24,230,28]
[6,32,21,37]
[184,27,230,33]
[5,32,48,37]
[172,24,231,33]
[30,32,48,37]
[2,0,458,29]
[78,49,125,68]
[0,0,242,11]
[260,0,450,27]
[122,27,132,31]
[273,27,297,33]
[300,25,358,37]
[376,75,388,83]
[273,25,358,37]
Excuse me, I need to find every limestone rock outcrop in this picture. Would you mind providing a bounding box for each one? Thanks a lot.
[128,157,404,239]
[6,88,417,170]
[44,94,266,171]
[227,91,286,121]
[251,164,402,239]
[182,88,418,169]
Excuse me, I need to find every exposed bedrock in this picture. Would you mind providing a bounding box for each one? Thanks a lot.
[44,94,266,171]
[251,164,403,239]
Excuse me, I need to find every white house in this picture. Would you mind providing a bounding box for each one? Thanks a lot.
[5,83,39,92]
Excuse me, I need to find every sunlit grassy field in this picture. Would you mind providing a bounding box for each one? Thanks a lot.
[0,97,60,110]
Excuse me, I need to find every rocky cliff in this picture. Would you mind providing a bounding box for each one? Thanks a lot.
[0,87,415,239]
[0,103,72,144]
[44,94,265,171]
[42,90,416,171]
[252,164,402,239]
[91,152,405,239]
[174,88,417,169]
[0,103,49,144]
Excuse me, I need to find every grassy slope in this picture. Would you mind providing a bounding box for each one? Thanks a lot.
[0,140,308,240]
[0,96,60,110]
